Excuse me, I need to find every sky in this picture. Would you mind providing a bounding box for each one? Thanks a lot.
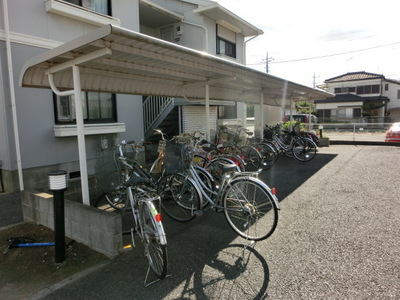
[215,0,400,88]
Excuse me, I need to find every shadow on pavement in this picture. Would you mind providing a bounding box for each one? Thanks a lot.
[41,151,337,299]
[260,152,337,201]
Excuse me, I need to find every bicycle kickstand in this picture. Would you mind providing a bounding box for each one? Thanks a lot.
[144,266,172,287]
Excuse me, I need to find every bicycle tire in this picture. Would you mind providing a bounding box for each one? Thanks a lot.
[205,157,241,183]
[140,201,168,279]
[254,143,277,169]
[239,146,262,171]
[262,140,280,161]
[98,190,132,211]
[292,138,317,162]
[158,173,202,222]
[223,177,278,241]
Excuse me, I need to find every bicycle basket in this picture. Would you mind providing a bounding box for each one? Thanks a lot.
[164,143,192,174]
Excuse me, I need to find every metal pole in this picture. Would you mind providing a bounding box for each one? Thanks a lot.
[205,84,210,141]
[48,171,68,263]
[260,93,264,139]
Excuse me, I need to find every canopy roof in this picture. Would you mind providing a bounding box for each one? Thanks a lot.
[20,24,332,106]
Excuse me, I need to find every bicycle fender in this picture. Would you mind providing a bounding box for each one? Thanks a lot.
[144,201,167,245]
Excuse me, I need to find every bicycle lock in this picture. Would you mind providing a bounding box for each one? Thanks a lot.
[48,170,68,263]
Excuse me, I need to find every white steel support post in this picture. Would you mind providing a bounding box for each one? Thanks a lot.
[72,65,90,205]
[259,93,264,139]
[205,84,210,140]
[45,47,111,205]
[289,98,293,131]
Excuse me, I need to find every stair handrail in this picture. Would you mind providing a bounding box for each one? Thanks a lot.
[143,96,174,133]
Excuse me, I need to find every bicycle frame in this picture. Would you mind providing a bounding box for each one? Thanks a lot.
[187,165,280,211]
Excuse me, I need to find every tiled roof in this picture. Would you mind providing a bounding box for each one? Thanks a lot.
[325,71,384,83]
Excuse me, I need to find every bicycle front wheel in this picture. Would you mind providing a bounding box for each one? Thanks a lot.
[223,177,278,241]
[292,138,317,162]
[140,201,168,279]
[158,174,202,222]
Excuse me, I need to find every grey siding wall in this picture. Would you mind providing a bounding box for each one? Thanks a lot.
[1,0,142,192]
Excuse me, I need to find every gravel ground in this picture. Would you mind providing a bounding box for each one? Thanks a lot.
[12,145,400,299]
[260,145,400,299]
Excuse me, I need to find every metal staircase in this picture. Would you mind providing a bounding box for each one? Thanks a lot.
[143,96,175,139]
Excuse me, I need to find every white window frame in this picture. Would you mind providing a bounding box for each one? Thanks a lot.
[45,0,120,26]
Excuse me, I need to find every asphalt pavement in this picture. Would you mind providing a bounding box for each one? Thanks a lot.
[1,145,399,299]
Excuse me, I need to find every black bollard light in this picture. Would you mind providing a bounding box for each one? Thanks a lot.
[48,170,68,263]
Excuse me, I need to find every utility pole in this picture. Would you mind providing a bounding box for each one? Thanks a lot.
[313,73,320,88]
[265,52,274,73]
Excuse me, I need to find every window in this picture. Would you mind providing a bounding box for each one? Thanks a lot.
[353,108,362,117]
[54,92,117,124]
[385,84,389,91]
[217,38,236,58]
[334,87,356,94]
[218,104,237,119]
[397,90,400,99]
[356,84,380,94]
[216,24,236,59]
[64,0,111,15]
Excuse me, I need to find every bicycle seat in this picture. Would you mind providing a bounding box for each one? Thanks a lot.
[126,174,151,185]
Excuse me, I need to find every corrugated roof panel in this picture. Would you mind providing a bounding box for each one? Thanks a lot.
[20,25,333,106]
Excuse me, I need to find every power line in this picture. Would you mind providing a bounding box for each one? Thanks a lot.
[248,41,400,65]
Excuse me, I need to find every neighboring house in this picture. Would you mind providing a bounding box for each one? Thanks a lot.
[315,71,400,122]
[0,0,263,193]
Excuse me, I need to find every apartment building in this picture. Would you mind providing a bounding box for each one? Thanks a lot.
[2,0,330,199]
[0,0,265,193]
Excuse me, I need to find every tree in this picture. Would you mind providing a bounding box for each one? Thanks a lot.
[295,101,316,115]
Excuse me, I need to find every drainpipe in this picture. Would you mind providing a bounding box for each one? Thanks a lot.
[2,0,24,191]
[243,34,259,65]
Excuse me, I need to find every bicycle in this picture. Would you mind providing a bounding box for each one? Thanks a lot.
[215,126,263,171]
[103,140,169,285]
[263,124,317,162]
[160,141,280,241]
[235,126,278,169]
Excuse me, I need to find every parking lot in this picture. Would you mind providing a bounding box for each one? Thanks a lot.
[37,145,399,299]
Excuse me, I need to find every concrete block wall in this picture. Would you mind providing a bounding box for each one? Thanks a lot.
[22,190,123,258]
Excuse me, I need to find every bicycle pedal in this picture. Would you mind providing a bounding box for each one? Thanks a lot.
[194,210,204,216]
[123,244,133,251]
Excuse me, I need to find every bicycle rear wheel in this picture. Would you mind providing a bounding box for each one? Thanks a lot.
[292,138,317,162]
[254,143,277,169]
[158,174,202,222]
[223,177,278,241]
[239,146,262,171]
[140,201,168,279]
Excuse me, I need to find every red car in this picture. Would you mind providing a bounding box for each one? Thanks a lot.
[385,122,400,142]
